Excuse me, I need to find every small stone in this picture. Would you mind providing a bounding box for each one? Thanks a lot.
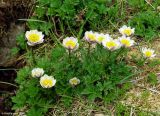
[95,114,105,116]
[157,6,160,11]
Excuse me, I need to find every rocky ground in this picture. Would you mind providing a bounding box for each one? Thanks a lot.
[0,0,34,113]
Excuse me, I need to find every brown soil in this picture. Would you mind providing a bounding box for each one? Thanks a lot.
[0,68,17,113]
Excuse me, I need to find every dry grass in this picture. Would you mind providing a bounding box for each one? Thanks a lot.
[47,97,112,116]
[120,38,160,115]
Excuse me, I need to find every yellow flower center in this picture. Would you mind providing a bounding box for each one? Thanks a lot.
[88,33,96,41]
[121,39,130,47]
[71,79,78,85]
[106,41,117,49]
[65,40,76,48]
[145,51,152,57]
[42,79,53,87]
[123,29,132,36]
[28,34,40,42]
[97,36,104,42]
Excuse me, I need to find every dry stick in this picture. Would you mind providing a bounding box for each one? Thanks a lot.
[0,68,19,71]
[51,17,59,37]
[145,0,155,10]
[135,84,160,95]
[18,19,46,23]
[130,107,133,116]
[0,81,18,88]
[129,76,146,83]
[112,0,115,5]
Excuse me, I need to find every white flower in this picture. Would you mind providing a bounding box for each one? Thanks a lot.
[119,25,135,36]
[25,30,44,46]
[63,37,79,50]
[102,38,121,51]
[40,74,56,88]
[95,33,110,44]
[118,36,135,47]
[142,47,156,59]
[84,31,97,43]
[31,68,44,78]
[69,77,80,86]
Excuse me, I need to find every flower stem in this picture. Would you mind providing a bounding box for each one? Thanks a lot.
[88,43,91,55]
[31,48,36,65]
[68,49,71,63]
[115,47,125,60]
[108,50,113,63]
[142,58,147,65]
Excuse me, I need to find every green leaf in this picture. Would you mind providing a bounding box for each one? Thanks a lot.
[27,107,43,116]
[16,67,31,84]
[12,91,26,109]
[51,46,66,61]
[81,86,94,95]
[11,47,20,56]
[147,72,158,85]
[61,96,73,107]
[35,7,46,18]
[50,0,62,8]
[16,33,26,50]
[39,22,53,35]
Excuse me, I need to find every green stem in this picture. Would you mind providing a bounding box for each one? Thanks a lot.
[120,0,124,16]
[67,21,75,37]
[68,49,71,63]
[108,50,112,61]
[31,48,36,65]
[142,58,147,65]
[88,43,91,55]
[137,43,147,65]
[137,43,143,59]
[115,47,124,59]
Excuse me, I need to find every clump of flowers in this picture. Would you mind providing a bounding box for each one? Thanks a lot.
[118,36,135,47]
[13,24,158,116]
[40,74,56,88]
[69,77,80,86]
[31,68,56,88]
[25,30,44,46]
[63,37,79,51]
[141,47,156,59]
[119,25,135,36]
[31,68,44,78]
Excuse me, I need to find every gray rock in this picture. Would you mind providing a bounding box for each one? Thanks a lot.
[0,23,25,67]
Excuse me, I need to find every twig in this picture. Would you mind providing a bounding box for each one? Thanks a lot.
[145,0,155,10]
[0,81,18,88]
[135,84,160,95]
[51,17,59,37]
[129,76,146,83]
[130,107,133,116]
[0,68,19,71]
[18,19,46,23]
